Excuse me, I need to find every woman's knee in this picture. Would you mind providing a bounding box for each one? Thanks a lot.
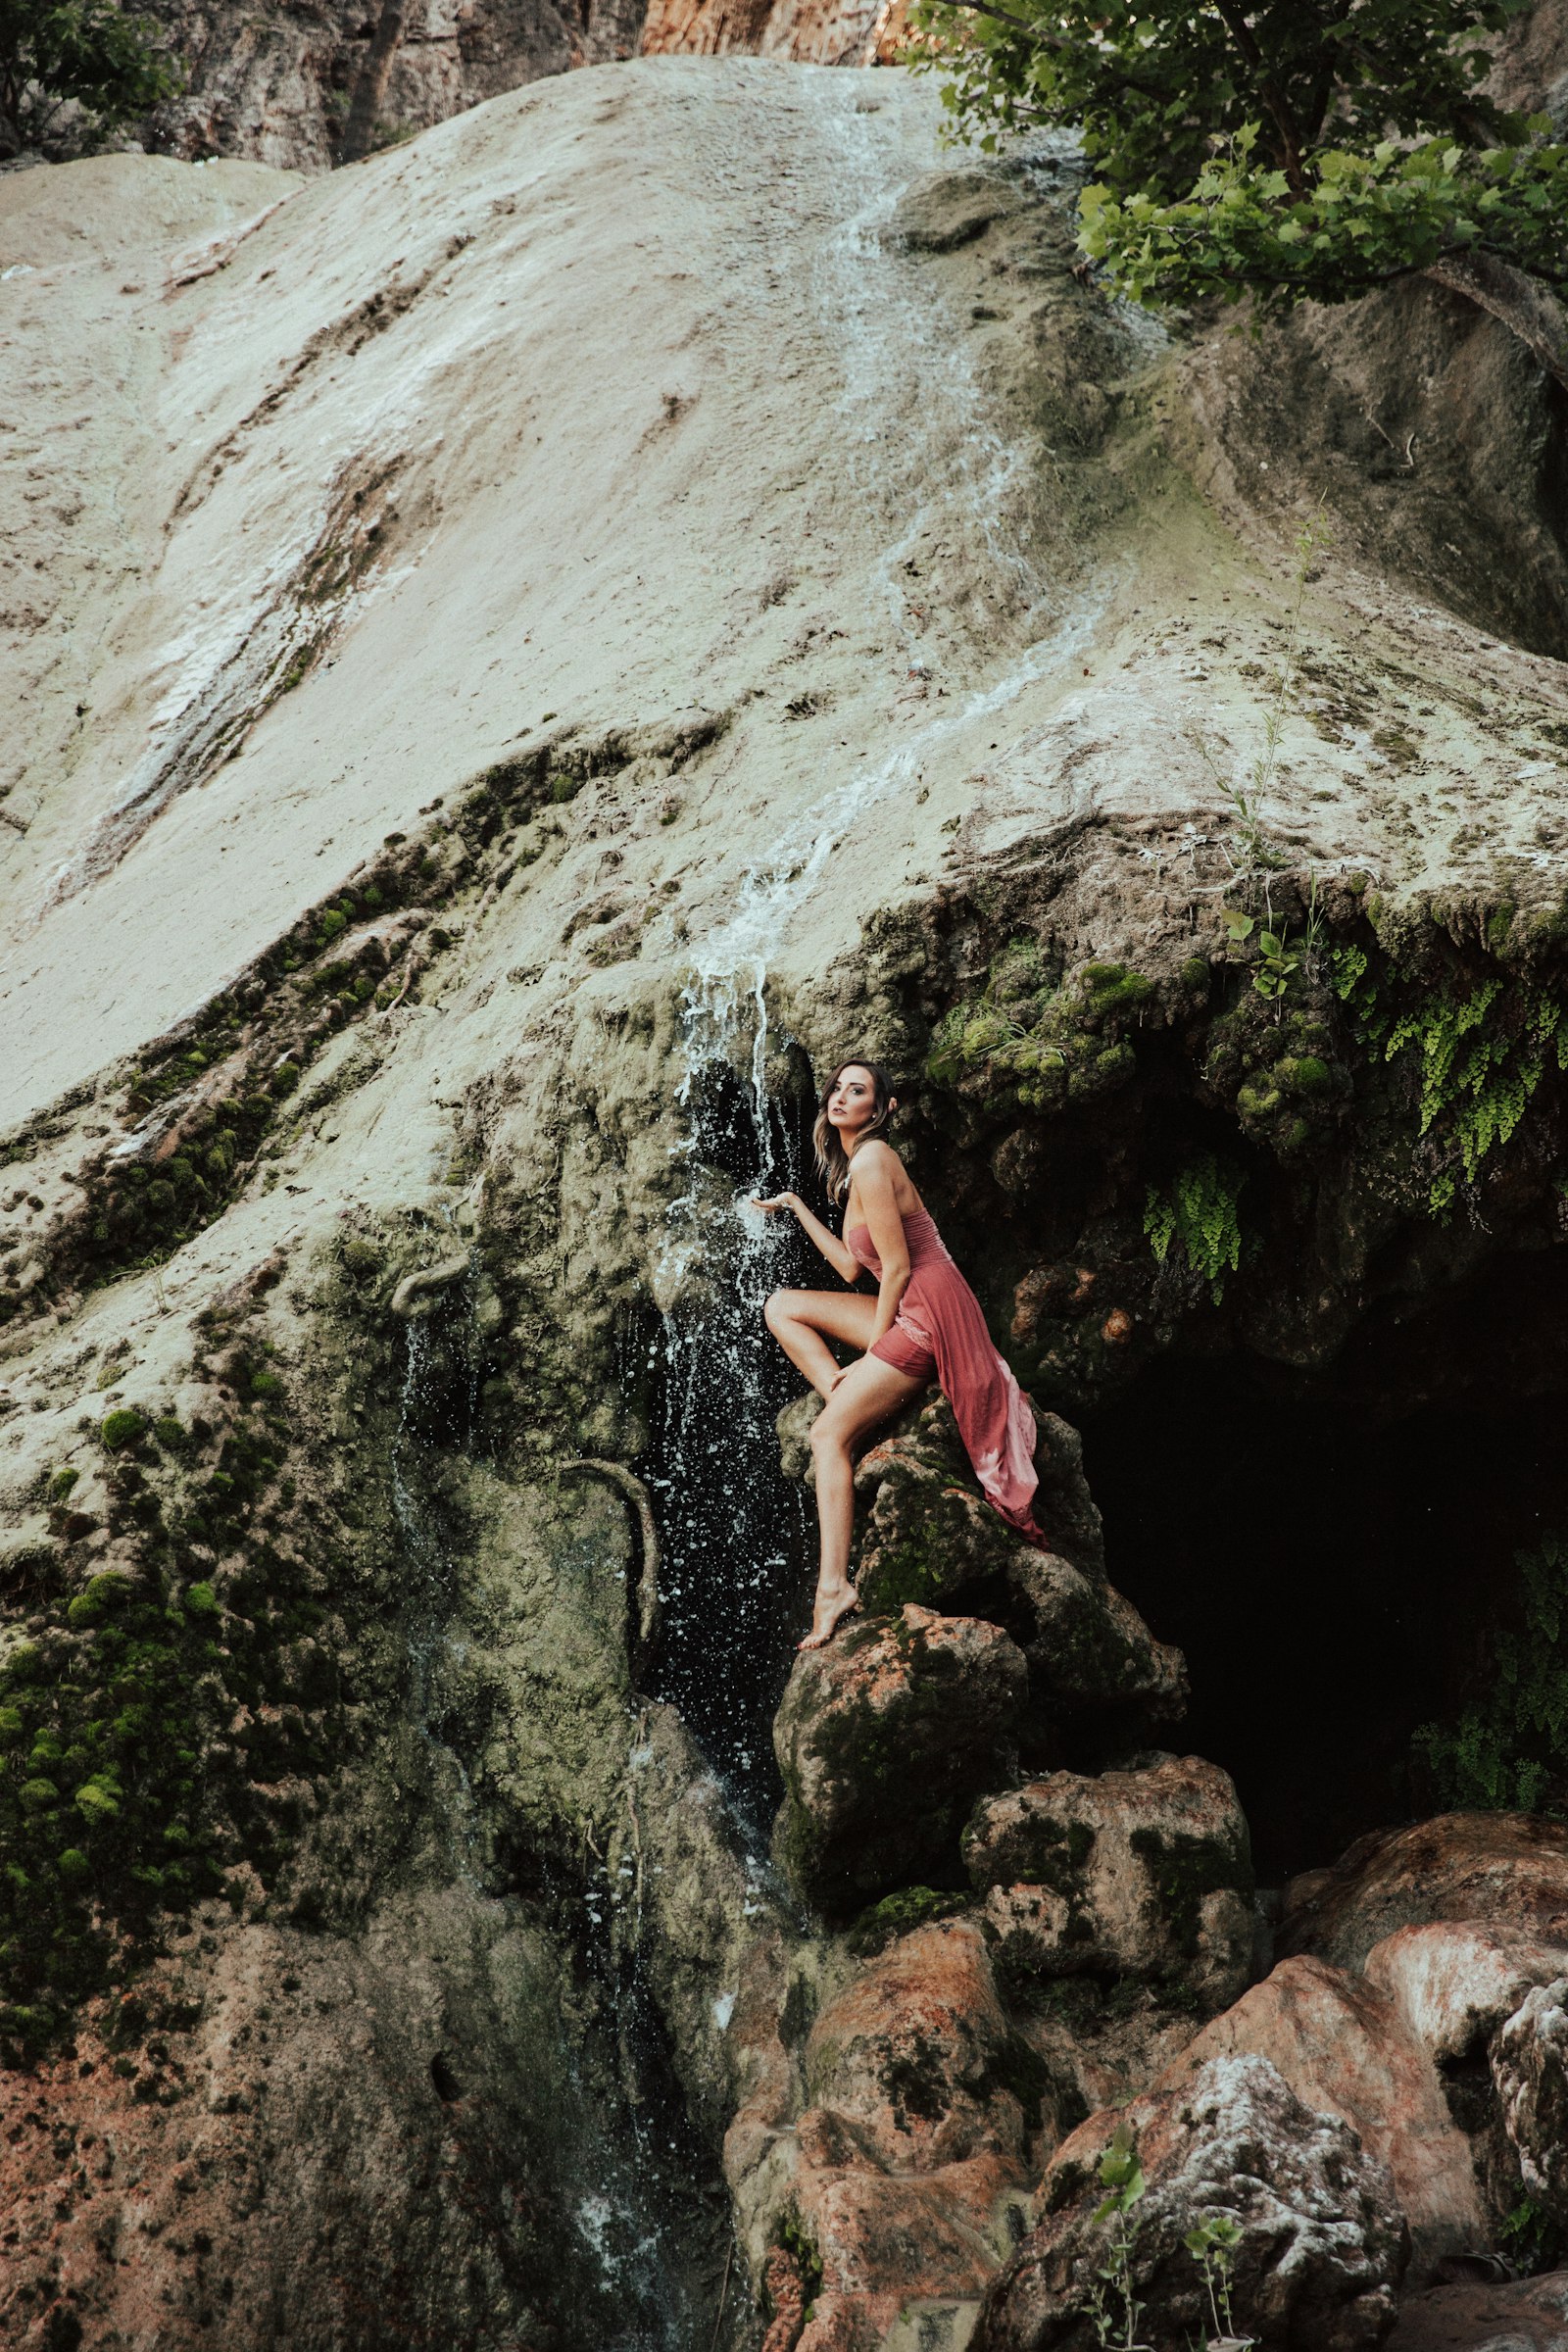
[809,1411,849,1463]
[763,1289,796,1336]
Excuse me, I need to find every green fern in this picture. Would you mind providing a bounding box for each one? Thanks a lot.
[1333,956,1568,1212]
[1144,1155,1246,1303]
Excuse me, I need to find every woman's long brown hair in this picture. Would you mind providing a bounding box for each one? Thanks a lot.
[811,1058,898,1204]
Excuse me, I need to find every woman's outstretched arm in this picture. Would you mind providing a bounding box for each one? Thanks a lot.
[854,1145,911,1344]
[753,1191,860,1284]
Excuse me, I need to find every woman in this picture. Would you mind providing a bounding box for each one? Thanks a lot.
[758,1058,1043,1650]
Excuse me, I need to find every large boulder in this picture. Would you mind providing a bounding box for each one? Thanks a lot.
[854,1418,1183,1719]
[1491,1978,1568,2230]
[851,1396,1105,1592]
[772,1605,1027,1916]
[980,2052,1409,2352]
[781,1922,1036,2352]
[1364,1922,1568,2066]
[1157,1954,1487,2276]
[1278,1815,1568,1973]
[964,1754,1253,2015]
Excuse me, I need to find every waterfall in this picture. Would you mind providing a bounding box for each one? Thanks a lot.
[640,87,1120,1844]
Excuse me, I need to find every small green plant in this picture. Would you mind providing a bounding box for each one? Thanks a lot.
[1222,908,1301,1014]
[100,1408,146,1452]
[1082,2122,1152,2352]
[1332,951,1568,1213]
[1413,1534,1568,1814]
[1184,2213,1254,2349]
[1145,1155,1247,1302]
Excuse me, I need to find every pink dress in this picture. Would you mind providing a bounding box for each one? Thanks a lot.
[847,1206,1045,1545]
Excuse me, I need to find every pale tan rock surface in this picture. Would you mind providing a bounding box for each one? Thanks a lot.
[5,51,1568,2352]
[1280,1816,1568,1975]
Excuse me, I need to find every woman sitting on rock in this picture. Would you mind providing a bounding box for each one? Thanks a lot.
[758,1057,1043,1650]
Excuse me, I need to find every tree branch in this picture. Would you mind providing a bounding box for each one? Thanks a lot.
[1424,247,1568,391]
[1208,0,1312,191]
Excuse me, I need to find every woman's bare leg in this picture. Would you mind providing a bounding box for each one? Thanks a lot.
[764,1289,879,1401]
[802,1351,924,1647]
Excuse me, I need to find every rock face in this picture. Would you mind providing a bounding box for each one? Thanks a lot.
[965,1755,1253,2015]
[981,2053,1409,2352]
[790,1921,1035,2349]
[772,1605,1027,1915]
[849,1399,1186,1726]
[1492,1979,1568,2228]
[1279,1816,1568,1974]
[9,37,1568,2352]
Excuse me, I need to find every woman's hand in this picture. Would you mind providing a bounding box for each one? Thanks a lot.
[753,1193,801,1214]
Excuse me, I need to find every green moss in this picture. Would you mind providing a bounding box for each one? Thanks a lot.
[1127,1823,1251,1957]
[100,1409,146,1452]
[47,1467,79,1502]
[845,1886,967,1956]
[925,947,1155,1116]
[152,1417,186,1450]
[66,1573,131,1629]
[183,1582,220,1617]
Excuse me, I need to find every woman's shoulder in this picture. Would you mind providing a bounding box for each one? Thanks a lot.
[854,1137,904,1174]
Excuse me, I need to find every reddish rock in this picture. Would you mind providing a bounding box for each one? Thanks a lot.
[790,1922,1030,2352]
[1364,1919,1568,2063]
[1156,1953,1486,2275]
[1278,1814,1568,1974]
[981,2052,1407,2352]
[772,1605,1026,1917]
[965,1755,1252,2014]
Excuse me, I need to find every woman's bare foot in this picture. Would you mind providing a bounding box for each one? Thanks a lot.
[798,1583,859,1651]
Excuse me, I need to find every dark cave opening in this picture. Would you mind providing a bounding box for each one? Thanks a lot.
[1080,1249,1568,1887]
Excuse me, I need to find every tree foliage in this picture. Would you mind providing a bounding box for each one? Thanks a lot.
[909,1,1568,375]
[0,1,180,157]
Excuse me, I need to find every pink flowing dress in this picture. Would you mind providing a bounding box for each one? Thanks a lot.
[847,1206,1046,1545]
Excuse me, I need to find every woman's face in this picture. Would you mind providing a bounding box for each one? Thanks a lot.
[826,1064,881,1139]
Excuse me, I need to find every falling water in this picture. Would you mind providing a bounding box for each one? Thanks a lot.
[389,1280,717,2348]
[640,87,1126,1840]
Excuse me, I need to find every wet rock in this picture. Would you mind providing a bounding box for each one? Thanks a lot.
[1157,1953,1487,2277]
[790,1921,1029,2352]
[772,1606,1027,1916]
[849,1404,1181,1718]
[981,2052,1408,2352]
[1278,1814,1568,1973]
[964,1754,1252,2014]
[1492,1978,1568,2228]
[854,1396,1104,1590]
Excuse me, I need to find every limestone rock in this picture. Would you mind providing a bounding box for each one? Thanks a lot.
[1364,1919,1568,2065]
[964,1755,1252,2014]
[772,1605,1027,1916]
[789,1920,1032,2352]
[855,1395,1104,1591]
[981,2052,1408,2352]
[1279,1814,1568,1973]
[1492,1978,1568,2228]
[990,1543,1188,1720]
[1157,1953,1487,2277]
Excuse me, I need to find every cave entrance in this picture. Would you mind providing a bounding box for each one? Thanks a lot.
[1079,1251,1568,1887]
